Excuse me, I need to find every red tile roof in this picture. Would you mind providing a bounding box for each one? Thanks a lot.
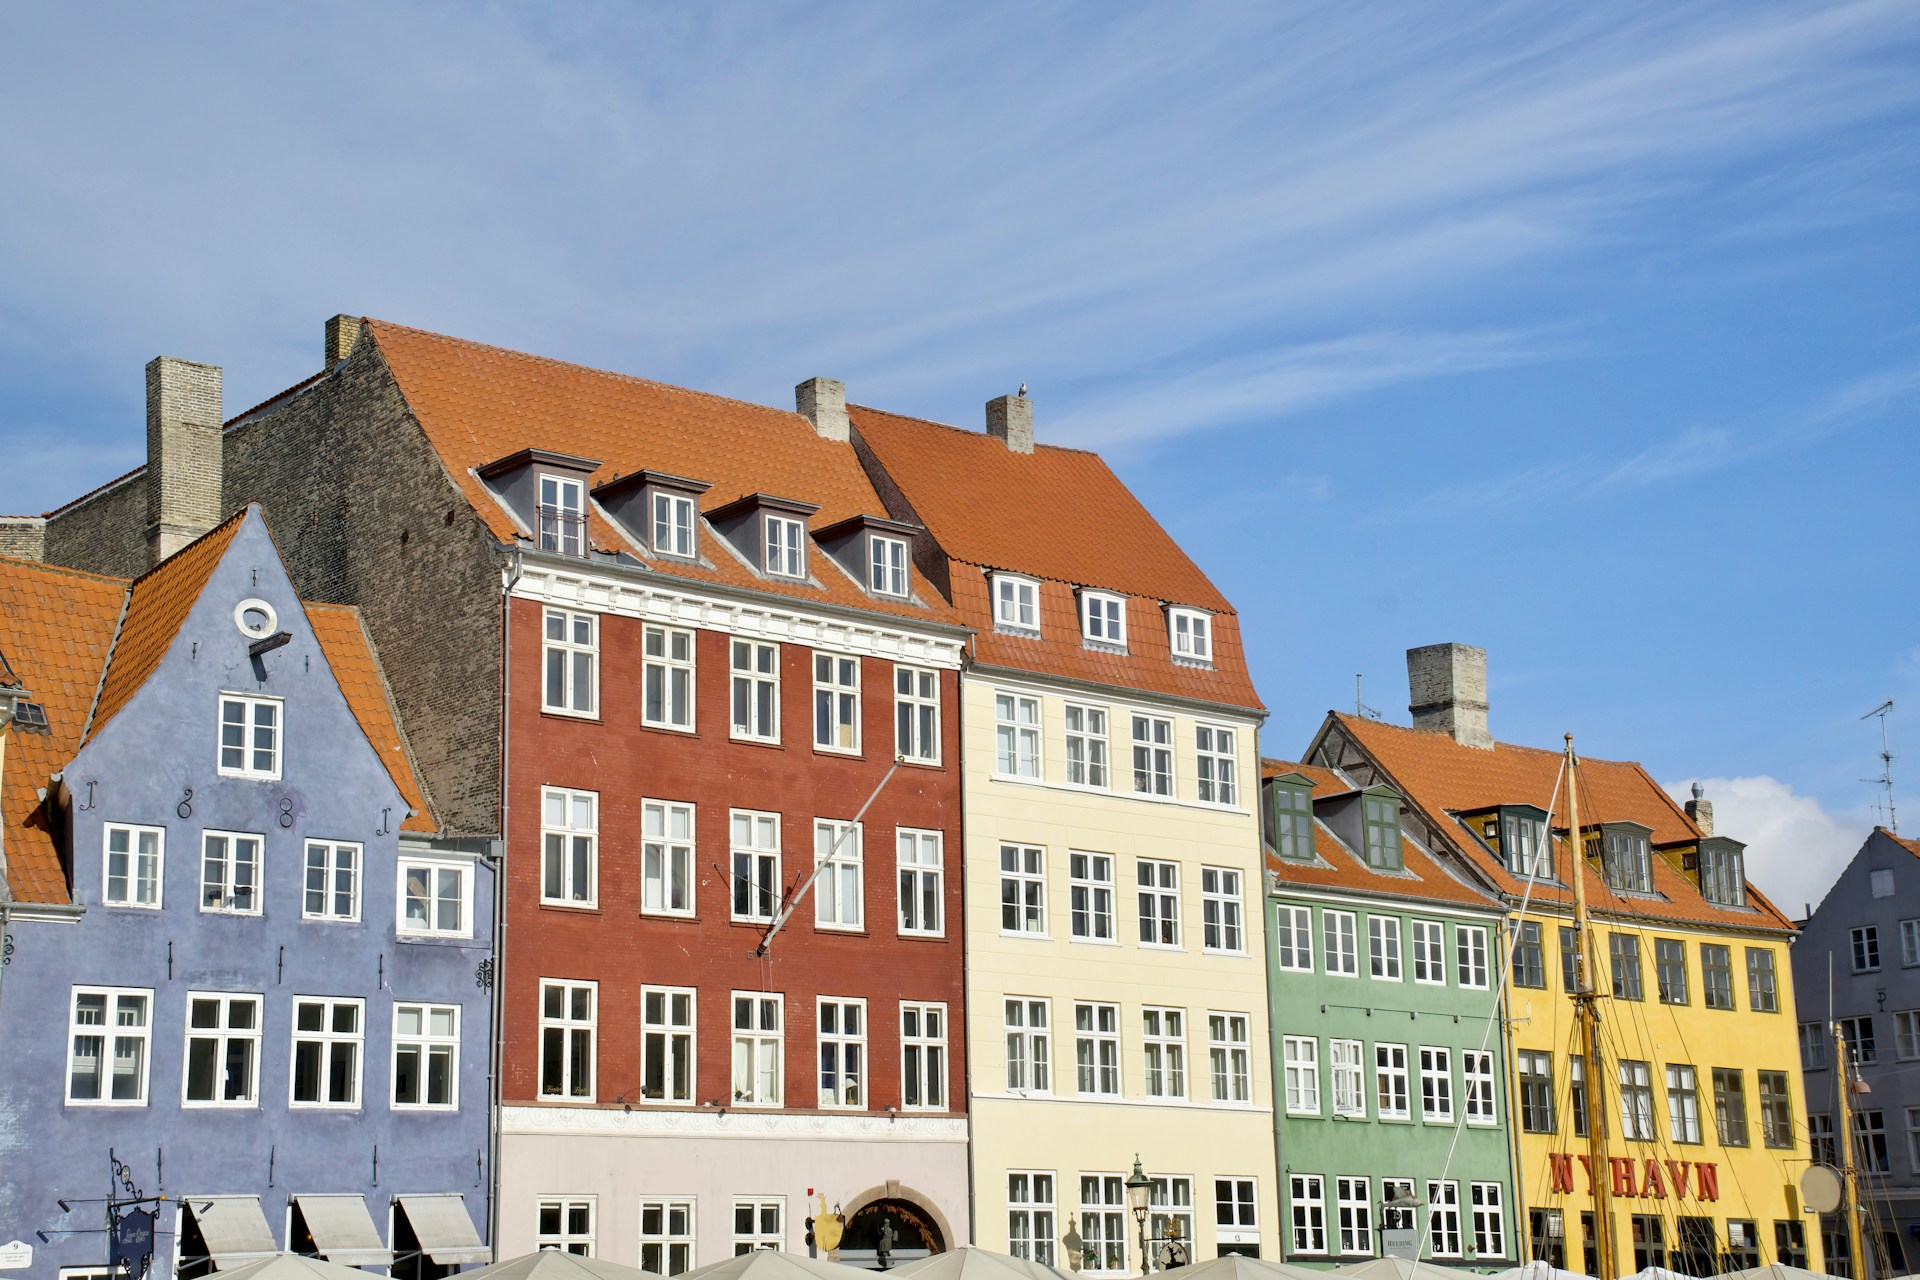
[1325,713,1795,932]
[1260,757,1349,797]
[307,605,437,834]
[850,405,1262,711]
[1881,827,1920,859]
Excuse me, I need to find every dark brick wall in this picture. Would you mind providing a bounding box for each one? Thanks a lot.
[44,473,148,578]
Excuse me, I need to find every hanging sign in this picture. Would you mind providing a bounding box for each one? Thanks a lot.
[0,1241,33,1270]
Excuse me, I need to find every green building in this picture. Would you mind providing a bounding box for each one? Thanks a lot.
[1262,758,1519,1269]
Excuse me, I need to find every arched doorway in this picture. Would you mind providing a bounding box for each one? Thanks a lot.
[836,1196,946,1270]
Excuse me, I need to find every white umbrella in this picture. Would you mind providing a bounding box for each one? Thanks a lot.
[1711,1268,1829,1280]
[1153,1254,1329,1280]
[1624,1268,1698,1280]
[214,1257,398,1280]
[1329,1258,1489,1280]
[683,1250,872,1280]
[1491,1261,1595,1280]
[890,1246,1074,1280]
[464,1248,656,1280]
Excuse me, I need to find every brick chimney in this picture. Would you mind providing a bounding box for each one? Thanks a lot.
[795,378,849,443]
[325,314,361,367]
[145,356,223,567]
[1686,782,1714,837]
[986,393,1033,453]
[0,517,45,561]
[1407,643,1492,749]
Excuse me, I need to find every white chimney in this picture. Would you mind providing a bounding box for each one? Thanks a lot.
[1407,643,1492,749]
[795,378,850,443]
[986,393,1033,453]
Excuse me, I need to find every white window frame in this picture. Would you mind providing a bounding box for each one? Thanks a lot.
[1064,703,1110,788]
[1411,919,1446,985]
[1337,1176,1373,1256]
[897,828,945,937]
[1201,866,1244,954]
[812,652,861,754]
[1081,590,1127,647]
[813,819,864,931]
[391,1001,459,1110]
[217,693,282,780]
[733,1199,784,1255]
[1894,1009,1920,1062]
[1331,1037,1366,1118]
[539,979,597,1100]
[642,799,696,918]
[730,640,780,744]
[542,608,599,717]
[1376,1043,1411,1119]
[1209,1011,1251,1103]
[1457,925,1490,989]
[1463,1049,1497,1126]
[994,573,1040,632]
[901,1001,947,1110]
[1472,1183,1505,1259]
[643,625,696,731]
[870,536,909,598]
[1216,1177,1259,1237]
[1370,915,1403,980]
[641,985,697,1104]
[1168,608,1213,663]
[1079,1174,1129,1274]
[1900,918,1920,967]
[1008,1172,1057,1265]
[182,991,262,1109]
[1324,909,1358,976]
[732,991,784,1107]
[1001,843,1048,936]
[1142,1006,1187,1100]
[1853,924,1881,973]
[102,823,164,909]
[1131,714,1174,797]
[397,856,473,938]
[638,1199,696,1276]
[1147,1176,1195,1269]
[1195,724,1237,805]
[652,491,696,559]
[289,995,364,1109]
[1275,903,1314,972]
[1070,851,1116,943]
[1289,1174,1327,1254]
[1005,997,1052,1093]
[541,787,598,908]
[1074,1001,1122,1097]
[1284,1035,1321,1115]
[894,664,940,763]
[730,809,781,923]
[765,515,806,579]
[1427,1181,1462,1258]
[200,830,263,916]
[995,691,1042,779]
[1137,858,1181,948]
[538,475,586,556]
[816,996,866,1109]
[1419,1046,1454,1123]
[302,839,361,923]
[537,1197,596,1256]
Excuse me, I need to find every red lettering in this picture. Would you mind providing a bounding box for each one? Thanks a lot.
[1610,1157,1638,1198]
[1549,1154,1576,1194]
[1641,1159,1666,1199]
[1576,1154,1595,1194]
[1664,1160,1690,1200]
[1695,1163,1719,1202]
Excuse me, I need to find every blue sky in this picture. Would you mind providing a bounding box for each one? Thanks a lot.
[4,2,1917,911]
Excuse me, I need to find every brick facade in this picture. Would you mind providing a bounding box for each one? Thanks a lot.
[0,517,44,561]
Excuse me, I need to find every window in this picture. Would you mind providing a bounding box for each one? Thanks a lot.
[1698,842,1746,906]
[641,987,695,1103]
[1216,1178,1258,1236]
[1463,1050,1496,1125]
[1902,917,1920,967]
[894,665,939,763]
[1138,859,1181,947]
[734,1201,783,1255]
[1209,1012,1251,1102]
[1906,1106,1920,1171]
[1599,826,1652,894]
[1610,933,1643,1001]
[1618,1060,1655,1140]
[1656,938,1689,1004]
[732,992,783,1105]
[1896,1009,1920,1061]
[1668,1064,1702,1143]
[1519,1051,1555,1133]
[1631,1216,1667,1272]
[538,475,585,556]
[1426,1182,1462,1258]
[812,653,860,752]
[1854,1109,1889,1172]
[731,810,780,922]
[870,536,908,597]
[1070,852,1115,942]
[643,626,695,730]
[1675,1216,1716,1277]
[652,491,695,558]
[1195,726,1236,804]
[995,692,1041,778]
[303,840,360,922]
[1512,921,1545,988]
[1169,608,1212,663]
[1875,869,1899,898]
[543,608,598,716]
[641,800,696,917]
[392,1003,458,1109]
[183,993,260,1107]
[1147,1177,1194,1268]
[1283,1036,1321,1114]
[901,1002,946,1109]
[1412,920,1446,985]
[1289,1174,1327,1254]
[541,787,597,907]
[1007,1173,1056,1265]
[1471,1183,1505,1260]
[1712,1068,1748,1146]
[1502,808,1550,878]
[1075,1002,1121,1096]
[765,515,805,579]
[1841,1014,1877,1064]
[217,694,281,779]
[1141,1008,1186,1100]
[1376,1044,1411,1119]
[1081,591,1127,646]
[817,997,865,1108]
[1758,1070,1793,1148]
[1382,1181,1419,1236]
[1775,1221,1808,1270]
[1809,1112,1837,1164]
[1132,715,1173,796]
[291,997,363,1107]
[813,820,864,930]
[1275,904,1314,972]
[1702,943,1735,1009]
[1323,909,1357,975]
[200,831,262,915]
[1363,794,1403,870]
[994,574,1039,632]
[1725,1221,1761,1272]
[1269,780,1314,859]
[1370,916,1403,980]
[1853,925,1881,973]
[1560,926,1582,993]
[639,1200,695,1276]
[896,829,944,936]
[731,641,779,742]
[1005,998,1051,1092]
[1457,925,1490,989]
[1336,1177,1372,1256]
[398,857,471,938]
[538,1199,595,1256]
[1064,704,1109,787]
[1799,1021,1830,1071]
[1080,1175,1128,1273]
[1570,1056,1594,1139]
[1747,948,1778,1012]
[1001,844,1047,935]
[539,981,595,1099]
[103,824,163,908]
[1419,1047,1453,1122]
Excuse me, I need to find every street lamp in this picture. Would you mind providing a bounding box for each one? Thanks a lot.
[1126,1155,1154,1276]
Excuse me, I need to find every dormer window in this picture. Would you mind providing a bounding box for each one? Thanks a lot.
[766,516,806,579]
[591,470,713,562]
[1266,775,1314,861]
[1696,839,1747,908]
[1080,591,1127,648]
[870,537,908,597]
[653,493,696,559]
[1590,822,1654,895]
[815,514,921,603]
[1169,608,1212,663]
[1499,806,1551,880]
[994,575,1039,632]
[1362,791,1403,872]
[538,476,585,557]
[478,448,603,560]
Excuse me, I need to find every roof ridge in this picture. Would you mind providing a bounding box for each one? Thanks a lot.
[43,462,145,518]
[1332,710,1655,771]
[849,401,1103,458]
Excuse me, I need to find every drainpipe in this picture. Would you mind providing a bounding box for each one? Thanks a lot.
[488,547,523,1258]
[0,688,21,1029]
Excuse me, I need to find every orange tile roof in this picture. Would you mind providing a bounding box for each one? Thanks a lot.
[1261,756,1349,797]
[0,557,127,903]
[363,321,959,629]
[307,605,437,834]
[851,405,1262,712]
[1881,827,1920,859]
[1326,713,1795,933]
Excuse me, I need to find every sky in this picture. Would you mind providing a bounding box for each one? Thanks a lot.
[3,2,1917,914]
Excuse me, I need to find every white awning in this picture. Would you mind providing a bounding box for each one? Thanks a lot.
[395,1194,492,1265]
[184,1196,278,1269]
[292,1194,393,1267]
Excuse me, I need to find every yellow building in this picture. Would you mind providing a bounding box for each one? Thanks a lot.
[854,399,1279,1268]
[1307,644,1817,1277]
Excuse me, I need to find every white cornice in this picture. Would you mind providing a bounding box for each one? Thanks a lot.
[501,1104,968,1142]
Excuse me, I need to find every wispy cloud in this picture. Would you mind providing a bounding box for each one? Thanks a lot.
[1663,775,1869,919]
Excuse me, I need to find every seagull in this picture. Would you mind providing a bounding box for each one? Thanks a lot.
[1018,382,1028,397]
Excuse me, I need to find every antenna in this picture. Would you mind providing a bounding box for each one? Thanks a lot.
[1860,699,1896,834]
[1355,674,1381,721]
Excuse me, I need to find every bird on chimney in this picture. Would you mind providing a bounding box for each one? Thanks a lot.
[1018,382,1028,397]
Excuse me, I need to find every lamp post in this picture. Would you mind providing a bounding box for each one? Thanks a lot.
[1126,1155,1153,1276]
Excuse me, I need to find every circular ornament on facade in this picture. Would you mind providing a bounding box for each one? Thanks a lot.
[233,598,278,639]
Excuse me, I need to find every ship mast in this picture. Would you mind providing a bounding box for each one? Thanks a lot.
[1566,735,1617,1280]
[1832,1020,1871,1280]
